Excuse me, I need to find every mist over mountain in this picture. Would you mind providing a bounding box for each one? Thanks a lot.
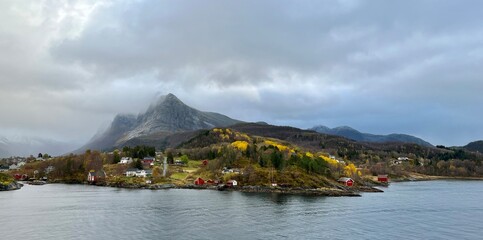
[0,136,78,158]
[78,93,243,152]
[310,125,433,147]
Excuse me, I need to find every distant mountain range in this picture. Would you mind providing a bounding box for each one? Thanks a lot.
[0,136,78,158]
[309,125,433,147]
[77,93,243,152]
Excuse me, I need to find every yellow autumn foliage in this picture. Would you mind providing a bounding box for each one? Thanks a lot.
[305,152,314,158]
[343,163,360,178]
[231,141,249,151]
[264,140,289,151]
[320,155,339,166]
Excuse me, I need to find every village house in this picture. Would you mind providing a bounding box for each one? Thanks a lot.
[125,169,152,178]
[9,164,19,170]
[142,157,155,167]
[393,157,410,165]
[119,157,133,164]
[194,177,205,185]
[378,174,389,183]
[338,177,354,187]
[125,168,139,177]
[87,170,106,184]
[222,167,241,174]
[174,160,184,165]
[226,180,238,187]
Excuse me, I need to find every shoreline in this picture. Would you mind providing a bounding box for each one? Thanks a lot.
[0,181,23,191]
[42,181,383,197]
[390,173,483,182]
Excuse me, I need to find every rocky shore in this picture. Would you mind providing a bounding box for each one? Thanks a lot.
[0,181,23,191]
[101,181,381,196]
[391,173,483,182]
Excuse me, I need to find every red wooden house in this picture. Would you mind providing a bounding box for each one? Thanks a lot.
[194,177,205,185]
[378,174,389,183]
[87,170,106,184]
[202,160,209,166]
[226,180,238,187]
[338,177,354,187]
[142,157,155,166]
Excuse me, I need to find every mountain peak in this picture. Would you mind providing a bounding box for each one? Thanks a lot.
[78,94,243,152]
[165,93,179,101]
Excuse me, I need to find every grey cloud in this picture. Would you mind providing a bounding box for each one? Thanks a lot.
[1,0,483,147]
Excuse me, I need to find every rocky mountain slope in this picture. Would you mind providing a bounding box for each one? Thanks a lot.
[310,125,433,147]
[78,93,243,152]
[463,140,483,153]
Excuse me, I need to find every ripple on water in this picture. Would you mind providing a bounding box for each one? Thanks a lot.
[1,181,483,240]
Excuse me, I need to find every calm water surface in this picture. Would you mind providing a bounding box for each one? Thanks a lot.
[1,181,483,240]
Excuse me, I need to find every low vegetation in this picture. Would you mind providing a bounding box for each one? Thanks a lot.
[5,127,483,189]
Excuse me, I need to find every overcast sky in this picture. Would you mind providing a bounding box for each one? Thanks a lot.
[1,0,482,147]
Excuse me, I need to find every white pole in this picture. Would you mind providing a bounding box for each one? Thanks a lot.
[163,157,168,177]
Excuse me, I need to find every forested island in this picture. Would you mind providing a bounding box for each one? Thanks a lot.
[3,126,483,195]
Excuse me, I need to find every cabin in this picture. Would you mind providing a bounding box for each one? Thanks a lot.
[194,177,205,185]
[226,180,238,187]
[125,168,139,177]
[87,170,106,184]
[142,157,155,166]
[202,160,209,166]
[174,160,184,165]
[338,177,354,187]
[125,169,152,177]
[119,157,133,164]
[137,170,152,178]
[9,164,19,170]
[378,174,389,183]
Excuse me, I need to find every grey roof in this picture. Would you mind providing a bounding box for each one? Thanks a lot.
[338,177,353,182]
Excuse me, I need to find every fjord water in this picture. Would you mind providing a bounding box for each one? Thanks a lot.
[1,181,482,240]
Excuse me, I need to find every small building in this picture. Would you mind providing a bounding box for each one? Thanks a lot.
[194,177,205,185]
[142,157,155,167]
[14,173,22,180]
[338,177,354,187]
[125,169,152,178]
[377,174,389,183]
[174,160,184,165]
[87,170,106,184]
[202,160,209,166]
[9,164,19,170]
[119,157,133,164]
[137,169,152,178]
[125,168,139,177]
[226,180,238,187]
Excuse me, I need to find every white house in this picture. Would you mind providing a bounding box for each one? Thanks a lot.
[17,162,26,167]
[119,157,133,164]
[9,164,19,170]
[125,168,139,177]
[226,180,238,187]
[125,169,152,177]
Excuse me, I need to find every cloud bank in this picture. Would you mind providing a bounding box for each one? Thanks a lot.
[1,0,483,146]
